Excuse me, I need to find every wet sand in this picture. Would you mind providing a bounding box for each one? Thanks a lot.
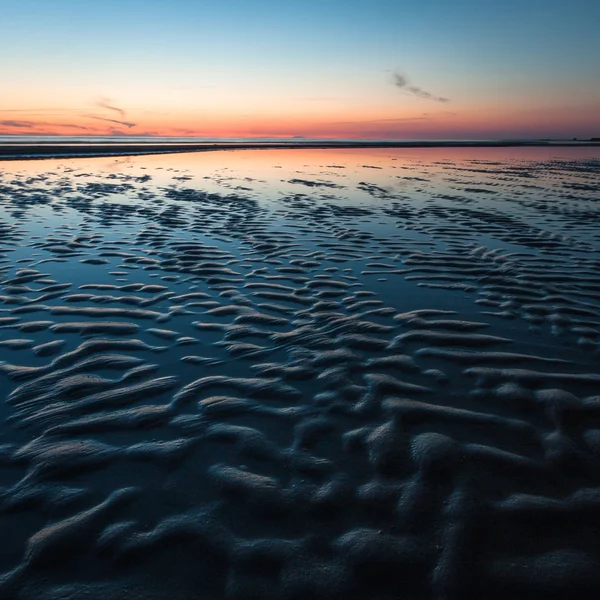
[0,147,600,598]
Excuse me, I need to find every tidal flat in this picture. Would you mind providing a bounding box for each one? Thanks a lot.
[0,146,600,599]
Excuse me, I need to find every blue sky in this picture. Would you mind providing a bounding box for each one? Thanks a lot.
[2,0,599,138]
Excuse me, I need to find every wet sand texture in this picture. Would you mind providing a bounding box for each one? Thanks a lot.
[0,149,599,598]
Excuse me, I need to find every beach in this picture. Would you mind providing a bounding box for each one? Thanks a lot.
[0,146,599,598]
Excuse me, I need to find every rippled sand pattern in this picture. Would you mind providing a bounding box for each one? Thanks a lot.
[1,148,600,599]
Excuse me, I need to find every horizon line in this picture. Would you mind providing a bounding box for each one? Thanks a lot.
[1,138,599,162]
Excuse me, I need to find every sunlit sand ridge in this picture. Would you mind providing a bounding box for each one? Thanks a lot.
[0,147,599,599]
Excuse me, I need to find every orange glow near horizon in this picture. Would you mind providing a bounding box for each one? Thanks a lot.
[1,99,599,140]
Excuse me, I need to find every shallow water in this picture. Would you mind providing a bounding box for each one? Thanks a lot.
[1,146,600,599]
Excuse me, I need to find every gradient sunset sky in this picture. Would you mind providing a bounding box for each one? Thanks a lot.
[2,0,599,139]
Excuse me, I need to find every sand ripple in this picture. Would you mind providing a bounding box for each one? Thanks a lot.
[0,150,599,598]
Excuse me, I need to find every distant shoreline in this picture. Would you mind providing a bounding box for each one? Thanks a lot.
[0,139,598,161]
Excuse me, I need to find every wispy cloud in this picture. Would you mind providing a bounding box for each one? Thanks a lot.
[93,97,136,128]
[0,120,34,128]
[332,116,429,126]
[0,102,137,133]
[392,72,449,103]
[95,97,127,119]
[422,111,457,117]
[0,119,92,131]
[89,115,136,128]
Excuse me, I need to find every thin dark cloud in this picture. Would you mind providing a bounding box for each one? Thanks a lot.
[332,116,429,126]
[0,120,34,128]
[89,115,136,128]
[169,127,199,135]
[422,111,457,117]
[0,119,92,131]
[108,128,129,136]
[392,72,449,103]
[0,104,136,131]
[93,97,136,128]
[95,97,127,120]
[364,117,429,123]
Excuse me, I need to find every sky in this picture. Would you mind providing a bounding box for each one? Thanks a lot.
[1,0,599,139]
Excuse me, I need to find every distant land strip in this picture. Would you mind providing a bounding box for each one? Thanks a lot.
[0,139,599,161]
